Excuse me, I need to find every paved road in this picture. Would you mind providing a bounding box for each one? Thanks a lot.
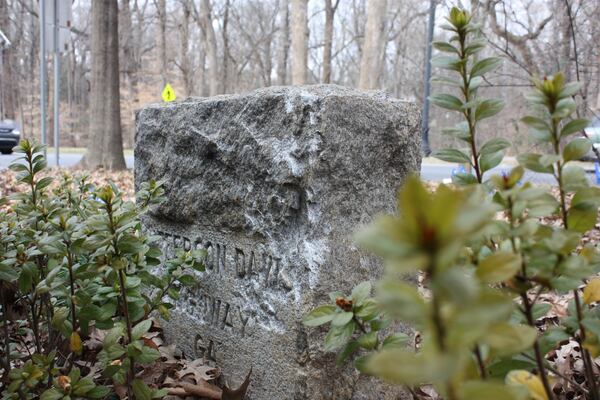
[0,153,135,170]
[0,152,595,184]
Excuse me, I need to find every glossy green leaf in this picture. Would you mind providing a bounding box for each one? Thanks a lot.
[480,150,504,173]
[470,57,502,77]
[432,41,459,53]
[324,321,356,351]
[430,93,464,111]
[351,281,372,305]
[485,323,537,357]
[302,305,336,327]
[131,319,152,340]
[521,116,550,132]
[336,341,360,366]
[475,99,504,121]
[431,55,463,71]
[382,332,410,349]
[460,381,527,400]
[561,118,589,138]
[477,252,521,284]
[552,97,577,118]
[331,312,354,327]
[357,331,379,350]
[480,138,511,156]
[562,165,589,192]
[132,379,153,400]
[517,154,554,174]
[563,138,591,162]
[365,349,452,386]
[433,148,471,164]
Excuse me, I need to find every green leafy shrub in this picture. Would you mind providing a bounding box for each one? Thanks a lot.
[304,7,600,400]
[0,140,205,399]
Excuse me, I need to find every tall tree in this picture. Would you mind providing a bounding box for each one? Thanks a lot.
[0,0,17,119]
[322,0,339,83]
[177,0,193,96]
[276,0,290,85]
[358,0,387,89]
[222,0,230,93]
[120,0,141,105]
[155,0,167,86]
[199,0,218,96]
[290,0,308,84]
[80,0,126,170]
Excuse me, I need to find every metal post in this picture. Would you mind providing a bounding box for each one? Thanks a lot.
[40,0,47,158]
[421,0,436,157]
[53,0,60,166]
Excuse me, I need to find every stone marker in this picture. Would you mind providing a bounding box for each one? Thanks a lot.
[135,85,421,399]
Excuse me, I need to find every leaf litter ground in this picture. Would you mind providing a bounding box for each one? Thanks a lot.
[1,170,598,399]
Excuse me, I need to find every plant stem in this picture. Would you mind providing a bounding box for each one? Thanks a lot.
[552,120,599,400]
[118,269,135,398]
[106,193,135,397]
[352,316,367,334]
[428,260,458,400]
[507,195,555,399]
[30,293,42,354]
[574,289,599,400]
[458,30,482,183]
[522,352,589,396]
[1,284,11,381]
[66,246,78,368]
[474,345,487,379]
[521,292,555,400]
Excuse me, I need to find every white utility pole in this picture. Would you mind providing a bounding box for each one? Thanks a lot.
[53,0,60,166]
[40,0,71,165]
[40,0,47,158]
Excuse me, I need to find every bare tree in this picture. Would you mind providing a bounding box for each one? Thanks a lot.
[177,0,193,96]
[322,0,340,83]
[276,0,290,85]
[81,0,126,170]
[290,0,308,84]
[155,0,168,86]
[483,0,552,76]
[358,0,387,89]
[0,0,17,119]
[196,0,218,96]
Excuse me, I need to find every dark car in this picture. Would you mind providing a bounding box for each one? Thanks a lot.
[0,119,20,154]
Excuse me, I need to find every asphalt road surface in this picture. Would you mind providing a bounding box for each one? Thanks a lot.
[0,152,135,170]
[0,152,595,184]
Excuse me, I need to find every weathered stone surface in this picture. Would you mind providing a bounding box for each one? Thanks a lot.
[135,85,421,399]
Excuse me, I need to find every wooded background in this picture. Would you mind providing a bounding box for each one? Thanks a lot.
[1,0,599,156]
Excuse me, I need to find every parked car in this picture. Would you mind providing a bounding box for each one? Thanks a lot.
[0,119,20,154]
[584,116,600,161]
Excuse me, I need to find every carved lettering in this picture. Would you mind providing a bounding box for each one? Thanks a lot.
[152,228,292,292]
[194,333,219,361]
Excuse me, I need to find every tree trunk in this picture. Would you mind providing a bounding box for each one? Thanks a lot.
[178,0,193,96]
[80,0,126,170]
[131,0,143,103]
[0,0,16,120]
[290,0,308,85]
[222,0,230,93]
[201,0,219,96]
[156,0,168,86]
[322,0,336,83]
[120,0,137,93]
[276,0,290,85]
[358,0,387,90]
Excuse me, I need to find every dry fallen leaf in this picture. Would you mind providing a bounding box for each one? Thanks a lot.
[177,358,219,383]
[583,278,600,304]
[222,367,252,400]
[506,370,548,400]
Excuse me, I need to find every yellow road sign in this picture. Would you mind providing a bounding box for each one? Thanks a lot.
[162,83,176,102]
